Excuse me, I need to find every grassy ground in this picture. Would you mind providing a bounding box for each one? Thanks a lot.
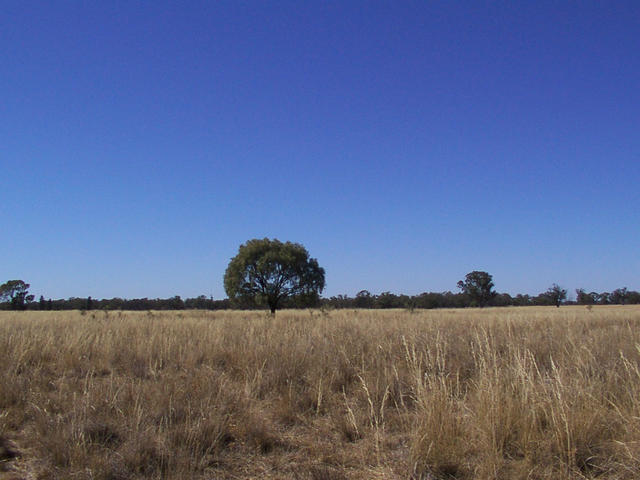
[1,306,640,479]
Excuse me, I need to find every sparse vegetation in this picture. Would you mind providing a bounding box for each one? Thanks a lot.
[1,306,640,479]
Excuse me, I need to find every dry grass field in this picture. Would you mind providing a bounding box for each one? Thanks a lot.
[1,306,640,479]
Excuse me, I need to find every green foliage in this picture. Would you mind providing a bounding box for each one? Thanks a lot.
[0,280,35,310]
[456,271,496,307]
[576,288,594,305]
[610,287,629,305]
[224,238,325,314]
[545,283,567,307]
[354,290,374,308]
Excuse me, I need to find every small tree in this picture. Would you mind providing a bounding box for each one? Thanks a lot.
[224,238,325,314]
[545,284,567,308]
[354,290,374,308]
[457,271,496,307]
[575,288,594,305]
[0,280,35,310]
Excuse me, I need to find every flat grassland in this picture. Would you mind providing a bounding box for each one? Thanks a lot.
[1,306,640,479]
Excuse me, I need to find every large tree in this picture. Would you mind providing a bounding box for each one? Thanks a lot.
[0,280,35,310]
[545,284,567,308]
[224,238,325,314]
[457,271,496,307]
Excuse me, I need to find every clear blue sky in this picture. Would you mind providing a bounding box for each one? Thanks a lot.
[2,1,638,300]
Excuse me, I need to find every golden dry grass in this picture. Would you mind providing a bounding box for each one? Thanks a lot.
[1,306,640,479]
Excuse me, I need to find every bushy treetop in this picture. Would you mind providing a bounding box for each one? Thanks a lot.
[224,238,325,314]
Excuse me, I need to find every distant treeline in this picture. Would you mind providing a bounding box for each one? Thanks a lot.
[9,295,232,311]
[2,288,638,311]
[322,288,640,309]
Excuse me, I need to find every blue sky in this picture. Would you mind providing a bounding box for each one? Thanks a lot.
[2,1,638,300]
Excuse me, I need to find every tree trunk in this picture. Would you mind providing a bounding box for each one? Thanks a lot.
[268,298,278,315]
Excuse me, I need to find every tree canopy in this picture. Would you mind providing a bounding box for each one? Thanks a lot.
[224,238,325,314]
[545,284,567,307]
[457,271,496,307]
[0,280,34,310]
